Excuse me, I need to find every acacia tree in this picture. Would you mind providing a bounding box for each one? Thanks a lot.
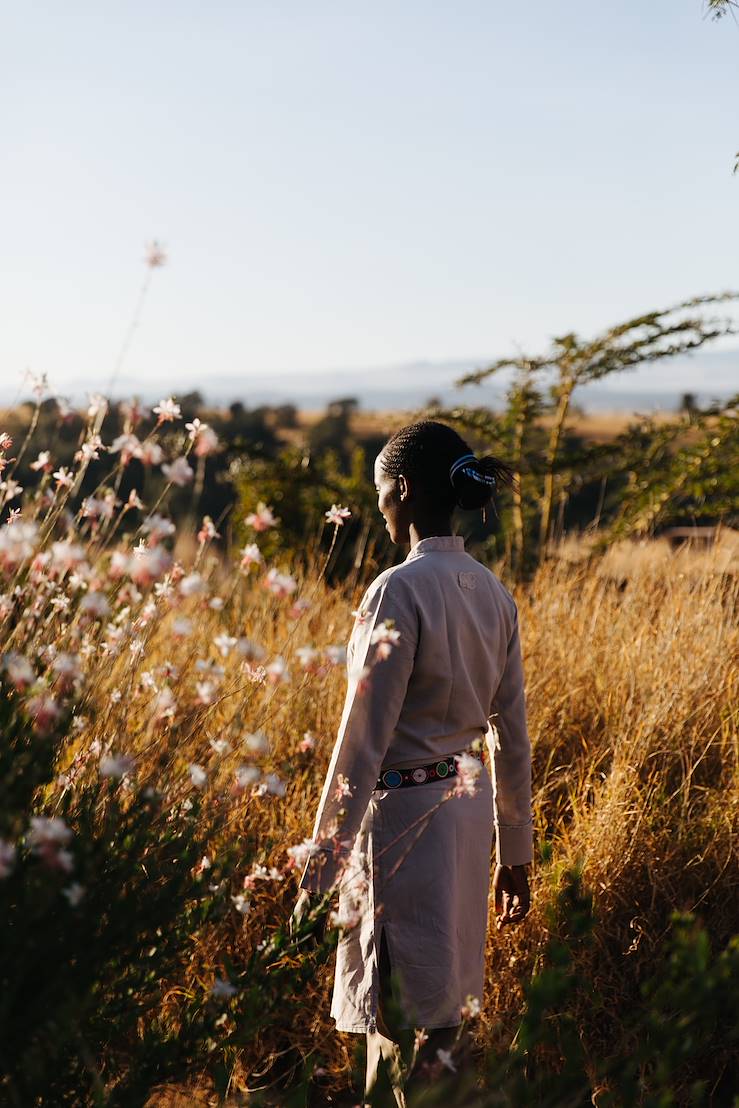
[604,394,738,540]
[706,0,738,19]
[432,293,737,575]
[704,0,739,170]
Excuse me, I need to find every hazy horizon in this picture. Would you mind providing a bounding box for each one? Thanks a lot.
[3,1,738,400]
[1,345,735,415]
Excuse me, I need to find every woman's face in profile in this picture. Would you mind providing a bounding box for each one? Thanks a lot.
[374,453,410,545]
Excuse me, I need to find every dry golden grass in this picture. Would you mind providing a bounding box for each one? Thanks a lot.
[552,529,739,587]
[291,408,684,445]
[118,540,738,1100]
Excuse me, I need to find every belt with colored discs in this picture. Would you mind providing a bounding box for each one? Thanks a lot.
[375,746,485,791]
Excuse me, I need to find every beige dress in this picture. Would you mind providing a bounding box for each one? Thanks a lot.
[299,534,533,1033]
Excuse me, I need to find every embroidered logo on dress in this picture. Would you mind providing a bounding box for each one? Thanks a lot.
[458,571,477,590]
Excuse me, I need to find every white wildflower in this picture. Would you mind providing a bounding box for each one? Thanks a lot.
[161,456,194,487]
[329,903,361,930]
[0,478,23,500]
[245,502,279,532]
[211,977,237,1001]
[30,450,52,471]
[86,393,108,419]
[50,540,87,571]
[25,693,61,731]
[76,434,105,462]
[27,816,72,851]
[370,620,401,660]
[145,240,167,268]
[195,658,225,679]
[436,1048,457,1072]
[153,686,176,721]
[461,994,481,1019]
[52,467,74,489]
[52,652,82,682]
[286,838,321,869]
[100,754,135,780]
[141,514,176,544]
[110,433,142,463]
[189,763,207,788]
[195,681,215,704]
[179,572,205,597]
[213,633,237,657]
[0,839,17,878]
[62,882,85,907]
[333,773,352,802]
[295,646,319,672]
[265,656,289,684]
[153,396,180,423]
[239,542,263,570]
[263,568,297,598]
[2,652,35,690]
[139,441,163,465]
[453,752,483,798]
[129,545,173,587]
[324,504,351,526]
[209,737,231,755]
[80,591,110,618]
[235,764,260,789]
[259,773,286,798]
[243,731,269,755]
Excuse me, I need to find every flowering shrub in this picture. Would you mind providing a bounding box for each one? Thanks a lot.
[0,409,355,1102]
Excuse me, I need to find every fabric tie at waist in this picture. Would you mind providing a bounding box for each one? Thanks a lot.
[375,746,486,791]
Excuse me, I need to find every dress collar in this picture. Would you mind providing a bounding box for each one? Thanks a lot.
[404,535,465,561]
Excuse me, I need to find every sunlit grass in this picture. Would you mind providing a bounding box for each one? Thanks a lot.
[1,406,736,1101]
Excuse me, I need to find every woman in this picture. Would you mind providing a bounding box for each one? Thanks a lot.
[292,420,533,1105]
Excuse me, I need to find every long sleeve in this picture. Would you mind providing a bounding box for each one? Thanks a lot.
[485,607,533,866]
[299,572,418,893]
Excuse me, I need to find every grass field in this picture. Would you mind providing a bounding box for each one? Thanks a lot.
[108,540,737,1102]
[289,408,685,445]
[1,413,736,1104]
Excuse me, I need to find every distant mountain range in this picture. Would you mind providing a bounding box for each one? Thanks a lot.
[2,349,736,413]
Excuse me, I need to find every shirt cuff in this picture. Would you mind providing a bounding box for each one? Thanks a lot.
[495,821,534,866]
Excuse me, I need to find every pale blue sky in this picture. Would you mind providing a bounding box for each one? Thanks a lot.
[2,0,738,404]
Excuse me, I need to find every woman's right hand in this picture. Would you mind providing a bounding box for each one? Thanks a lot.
[493,863,531,929]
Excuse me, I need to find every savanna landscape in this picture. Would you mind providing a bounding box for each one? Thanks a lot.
[0,285,737,1106]
[3,2,739,1105]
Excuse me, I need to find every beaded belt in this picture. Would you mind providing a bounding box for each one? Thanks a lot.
[375,746,485,791]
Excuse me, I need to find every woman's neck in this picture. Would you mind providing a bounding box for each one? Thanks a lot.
[408,520,454,547]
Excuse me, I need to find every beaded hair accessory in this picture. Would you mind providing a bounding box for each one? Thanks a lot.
[448,452,496,488]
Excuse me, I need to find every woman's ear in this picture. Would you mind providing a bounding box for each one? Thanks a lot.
[398,474,410,502]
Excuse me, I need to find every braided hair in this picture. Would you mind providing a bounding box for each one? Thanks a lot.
[379,420,514,512]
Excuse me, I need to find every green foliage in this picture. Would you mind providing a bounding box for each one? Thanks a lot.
[490,872,739,1107]
[0,683,338,1105]
[601,916,739,1106]
[606,395,739,542]
[429,294,738,576]
[706,0,738,21]
[234,441,391,586]
[381,870,739,1108]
